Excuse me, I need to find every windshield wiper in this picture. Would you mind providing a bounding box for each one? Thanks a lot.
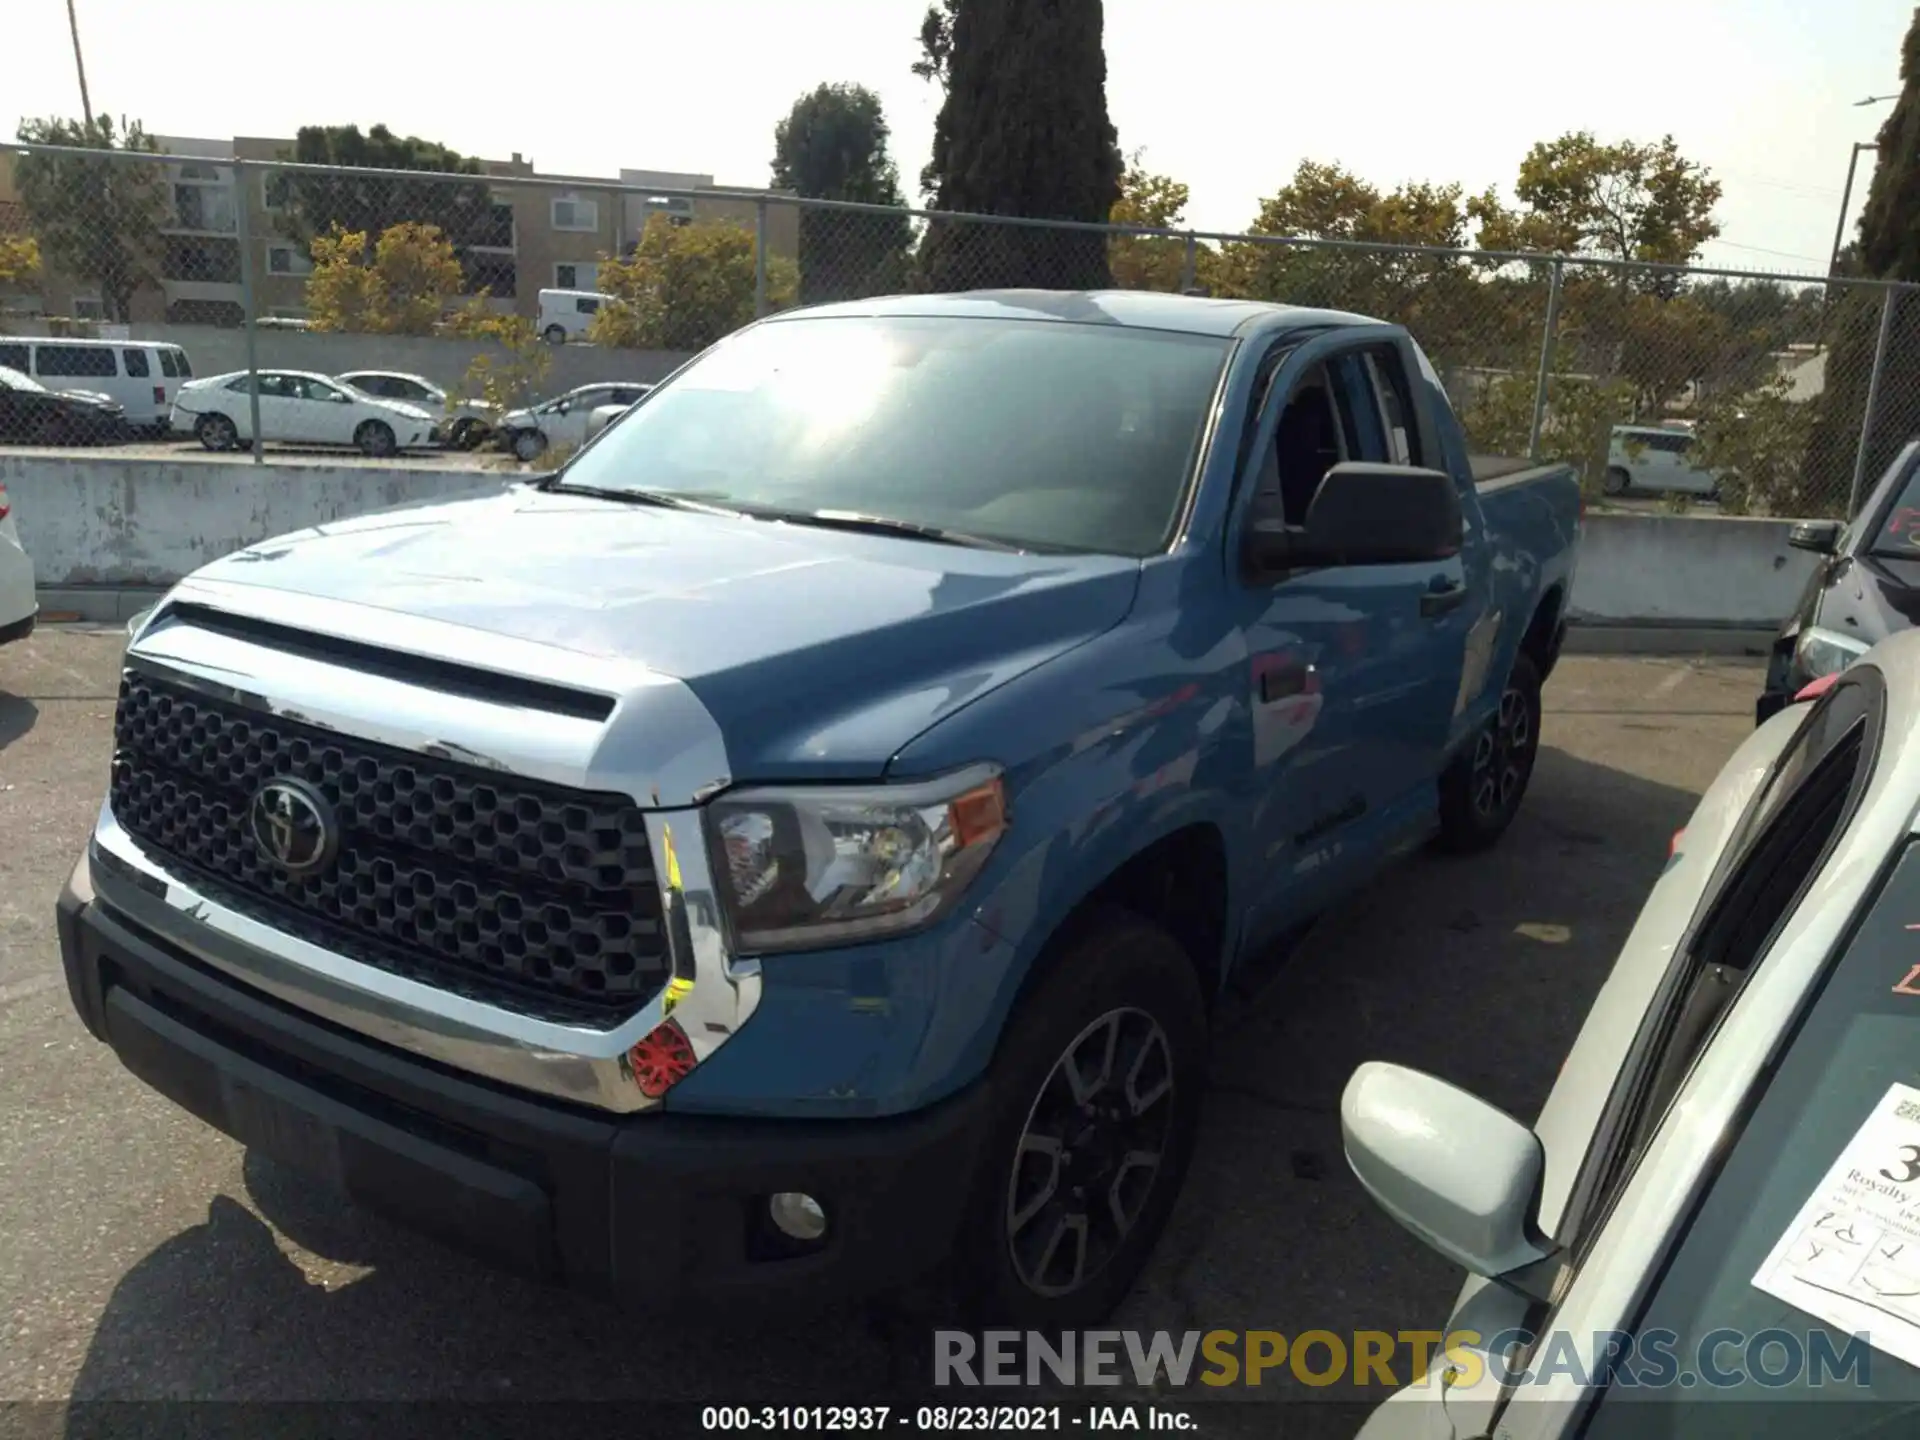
[539,481,747,519]
[754,507,1027,553]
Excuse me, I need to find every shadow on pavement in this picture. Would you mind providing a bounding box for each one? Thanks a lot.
[0,693,37,753]
[60,746,1701,1418]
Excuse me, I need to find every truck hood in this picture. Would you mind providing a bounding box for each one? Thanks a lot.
[189,486,1142,780]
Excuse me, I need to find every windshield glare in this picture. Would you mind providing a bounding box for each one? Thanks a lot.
[556,314,1231,555]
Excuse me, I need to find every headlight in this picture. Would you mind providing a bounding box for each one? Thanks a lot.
[707,764,1008,954]
[1794,625,1870,681]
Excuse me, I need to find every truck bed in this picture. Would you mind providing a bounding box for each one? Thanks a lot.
[1470,454,1570,490]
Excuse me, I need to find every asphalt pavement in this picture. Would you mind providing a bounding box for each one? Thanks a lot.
[0,628,1764,1421]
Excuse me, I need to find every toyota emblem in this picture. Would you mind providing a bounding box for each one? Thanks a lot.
[248,777,338,875]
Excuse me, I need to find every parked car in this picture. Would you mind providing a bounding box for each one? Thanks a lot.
[334,370,499,450]
[498,382,653,461]
[56,291,1581,1326]
[1345,640,1920,1436]
[1755,440,1920,726]
[0,337,193,435]
[1603,423,1721,499]
[171,369,436,456]
[0,364,128,445]
[584,401,633,442]
[537,287,612,345]
[0,476,34,645]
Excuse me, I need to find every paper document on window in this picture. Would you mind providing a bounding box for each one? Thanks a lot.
[1751,1080,1920,1369]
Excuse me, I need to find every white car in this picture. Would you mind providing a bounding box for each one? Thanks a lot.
[498,382,652,462]
[1603,424,1721,500]
[537,287,612,345]
[171,369,436,457]
[1345,646,1920,1435]
[0,478,36,645]
[333,370,499,450]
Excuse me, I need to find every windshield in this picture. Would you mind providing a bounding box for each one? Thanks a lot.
[1582,838,1920,1437]
[0,365,47,394]
[1867,452,1920,561]
[555,314,1231,556]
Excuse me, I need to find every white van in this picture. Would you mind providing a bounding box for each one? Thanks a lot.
[536,289,611,345]
[1604,423,1721,499]
[0,337,195,434]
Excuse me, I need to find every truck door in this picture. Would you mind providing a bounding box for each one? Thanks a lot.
[1229,330,1477,937]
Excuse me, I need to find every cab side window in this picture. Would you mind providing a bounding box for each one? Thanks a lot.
[1254,345,1420,527]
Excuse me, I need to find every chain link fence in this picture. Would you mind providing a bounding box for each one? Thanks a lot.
[2,139,1915,518]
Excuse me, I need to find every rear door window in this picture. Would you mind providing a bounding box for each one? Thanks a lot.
[0,343,27,371]
[123,348,150,378]
[171,349,192,378]
[157,350,179,378]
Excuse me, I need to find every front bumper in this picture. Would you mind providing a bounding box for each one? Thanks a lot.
[57,853,992,1309]
[0,608,34,645]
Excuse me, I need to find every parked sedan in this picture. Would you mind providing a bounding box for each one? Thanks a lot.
[333,370,499,449]
[0,364,128,446]
[171,369,436,456]
[497,382,652,462]
[1756,438,1920,726]
[0,475,34,645]
[1346,644,1920,1436]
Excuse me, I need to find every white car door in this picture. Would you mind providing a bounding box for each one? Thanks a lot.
[249,373,299,441]
[295,377,361,444]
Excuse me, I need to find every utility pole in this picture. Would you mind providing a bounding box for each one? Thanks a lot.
[1829,142,1881,280]
[67,0,94,126]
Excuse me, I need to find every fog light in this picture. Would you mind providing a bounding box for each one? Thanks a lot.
[768,1192,827,1242]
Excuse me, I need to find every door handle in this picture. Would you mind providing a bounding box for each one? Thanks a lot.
[1259,660,1313,703]
[1420,581,1469,619]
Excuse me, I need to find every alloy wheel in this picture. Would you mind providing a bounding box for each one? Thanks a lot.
[1470,683,1532,821]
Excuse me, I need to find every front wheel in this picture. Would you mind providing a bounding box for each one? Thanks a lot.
[952,909,1207,1328]
[1436,650,1543,853]
[511,429,547,463]
[195,413,237,451]
[355,420,397,458]
[1602,467,1630,497]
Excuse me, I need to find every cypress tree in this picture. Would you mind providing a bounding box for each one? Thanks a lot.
[919,0,1123,292]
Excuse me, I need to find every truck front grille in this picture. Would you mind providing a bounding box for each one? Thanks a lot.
[108,669,671,1026]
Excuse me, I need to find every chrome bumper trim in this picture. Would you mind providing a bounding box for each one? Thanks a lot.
[89,803,759,1115]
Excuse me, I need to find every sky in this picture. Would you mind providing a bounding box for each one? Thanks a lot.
[11,0,1909,277]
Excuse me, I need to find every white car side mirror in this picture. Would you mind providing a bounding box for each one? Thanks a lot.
[1341,1063,1556,1284]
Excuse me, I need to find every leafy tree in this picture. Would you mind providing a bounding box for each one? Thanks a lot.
[444,300,552,418]
[590,216,797,352]
[13,115,167,322]
[1694,374,1822,516]
[303,222,464,335]
[1108,153,1195,292]
[1469,132,1722,295]
[1804,8,1920,516]
[771,83,913,303]
[911,0,961,195]
[275,125,505,254]
[0,235,40,294]
[1454,356,1637,495]
[917,0,1123,291]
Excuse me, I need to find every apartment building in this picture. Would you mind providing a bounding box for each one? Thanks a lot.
[1,135,798,325]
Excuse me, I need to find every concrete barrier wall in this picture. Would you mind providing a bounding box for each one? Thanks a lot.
[6,451,1818,632]
[9,321,695,396]
[4,452,509,588]
[1566,512,1818,629]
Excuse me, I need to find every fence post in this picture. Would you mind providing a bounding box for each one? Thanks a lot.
[1849,286,1901,517]
[754,200,769,319]
[1179,232,1197,293]
[231,158,264,464]
[1526,259,1566,461]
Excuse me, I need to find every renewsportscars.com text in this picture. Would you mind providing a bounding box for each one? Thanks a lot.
[933,1328,1874,1390]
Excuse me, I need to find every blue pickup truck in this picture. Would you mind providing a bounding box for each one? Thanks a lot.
[56,290,1580,1327]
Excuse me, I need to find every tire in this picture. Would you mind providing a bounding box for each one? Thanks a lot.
[34,412,74,446]
[1436,649,1543,854]
[511,429,547,463]
[195,413,237,452]
[447,418,482,450]
[355,420,397,458]
[543,325,567,345]
[949,909,1208,1328]
[1602,467,1630,497]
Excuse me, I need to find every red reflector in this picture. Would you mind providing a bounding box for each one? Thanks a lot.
[0,485,9,522]
[153,386,166,404]
[625,1016,696,1099]
[1669,828,1686,859]
[1795,673,1840,703]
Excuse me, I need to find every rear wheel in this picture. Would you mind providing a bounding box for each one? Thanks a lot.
[195,413,237,451]
[1436,650,1543,853]
[1602,467,1630,497]
[950,909,1207,1328]
[543,325,567,345]
[354,420,396,458]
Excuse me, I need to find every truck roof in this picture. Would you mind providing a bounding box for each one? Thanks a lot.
[770,289,1387,340]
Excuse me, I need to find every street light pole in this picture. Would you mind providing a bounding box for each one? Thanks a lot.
[1829,142,1881,278]
[65,0,93,127]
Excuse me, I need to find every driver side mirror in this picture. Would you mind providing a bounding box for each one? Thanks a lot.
[1243,462,1462,579]
[1788,519,1842,555]
[1342,1063,1558,1293]
[555,399,572,415]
